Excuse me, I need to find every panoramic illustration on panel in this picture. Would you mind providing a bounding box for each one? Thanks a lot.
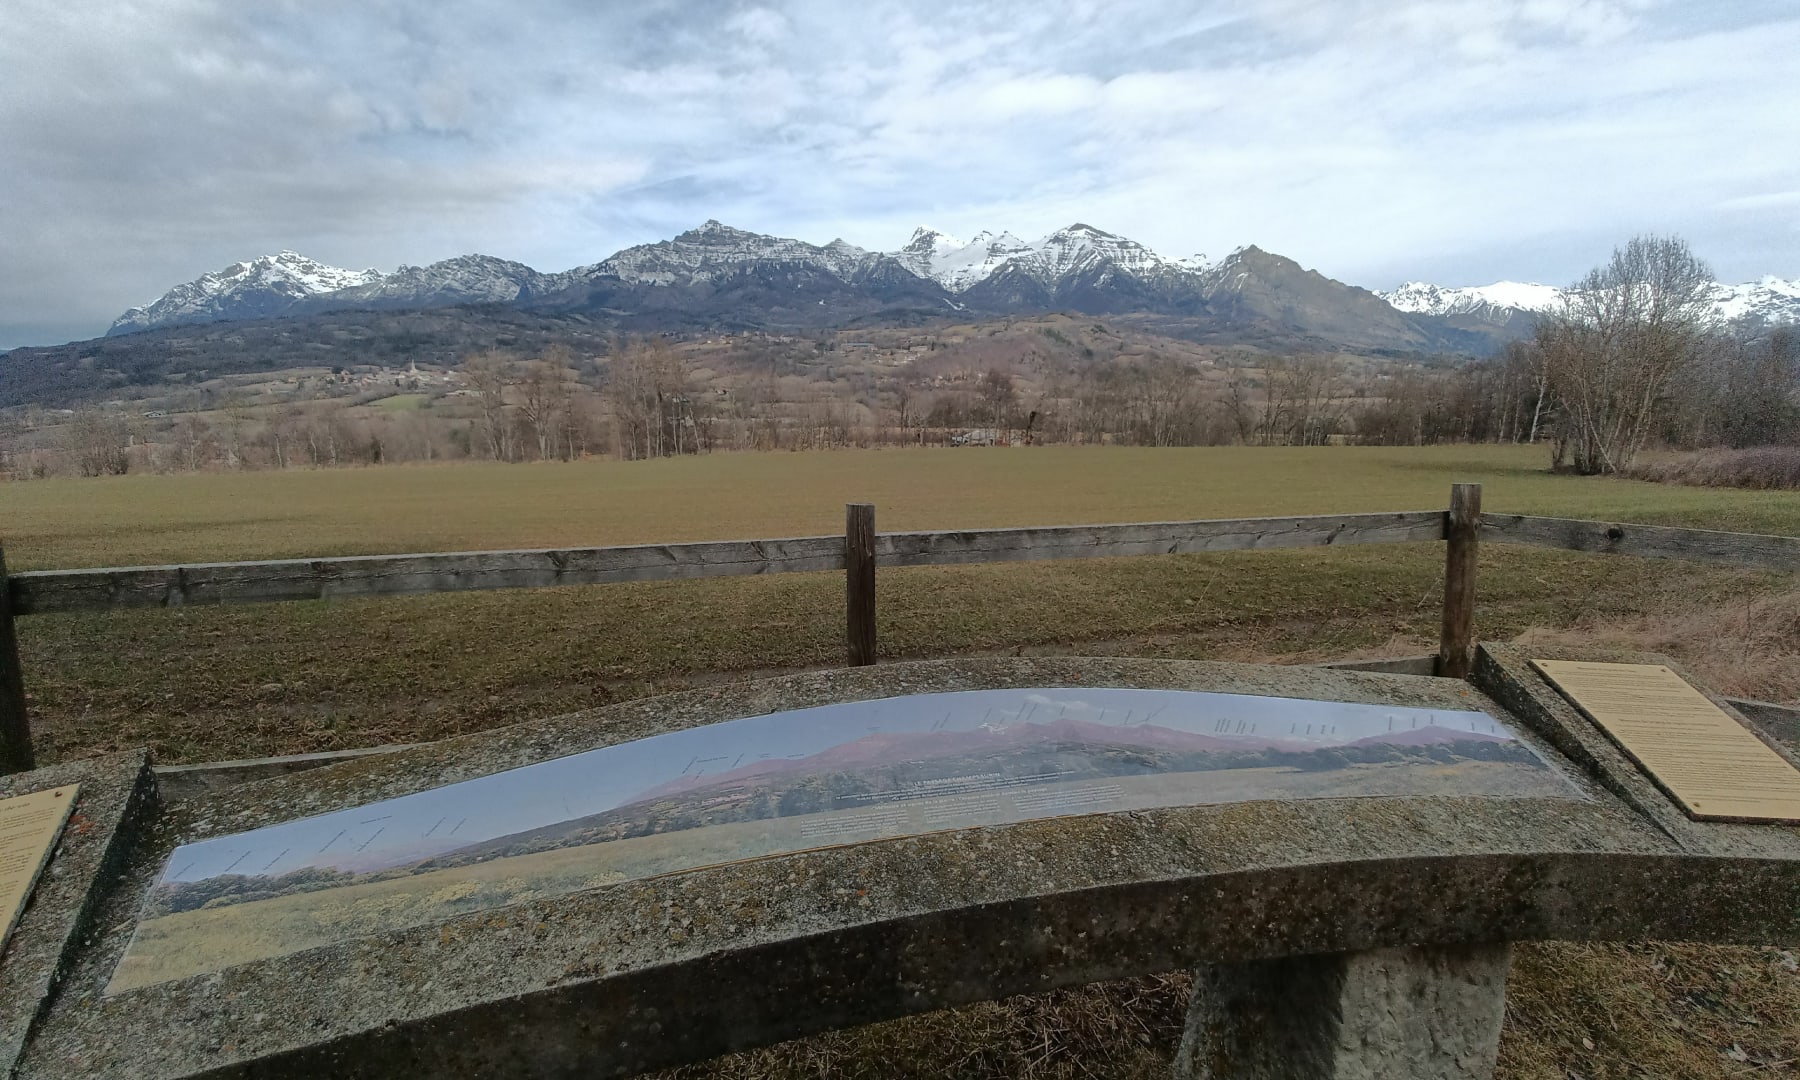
[111,687,1577,991]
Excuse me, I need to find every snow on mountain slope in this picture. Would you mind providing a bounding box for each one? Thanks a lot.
[1383,277,1800,328]
[889,222,1197,292]
[1711,277,1800,325]
[574,220,878,287]
[891,227,966,279]
[1380,281,1563,325]
[109,252,383,335]
[308,255,547,308]
[1030,223,1173,279]
[105,223,1796,343]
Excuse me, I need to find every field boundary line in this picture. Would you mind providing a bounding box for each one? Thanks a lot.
[7,512,1445,615]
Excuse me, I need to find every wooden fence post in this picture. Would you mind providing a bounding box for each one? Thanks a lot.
[846,504,876,667]
[1438,484,1482,679]
[0,543,34,774]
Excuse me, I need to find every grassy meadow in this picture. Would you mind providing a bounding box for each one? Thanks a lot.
[6,444,1799,768]
[8,443,1800,570]
[9,444,1800,1080]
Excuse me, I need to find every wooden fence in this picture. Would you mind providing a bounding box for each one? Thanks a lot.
[2,483,1795,774]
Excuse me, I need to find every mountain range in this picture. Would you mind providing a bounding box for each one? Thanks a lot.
[397,717,1523,877]
[620,716,1510,809]
[104,221,1800,348]
[1378,277,1800,332]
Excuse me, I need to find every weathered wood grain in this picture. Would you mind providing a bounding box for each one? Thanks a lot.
[1480,514,1800,573]
[1439,484,1482,679]
[845,504,877,667]
[7,537,848,614]
[21,509,1792,617]
[5,512,1450,615]
[875,512,1449,567]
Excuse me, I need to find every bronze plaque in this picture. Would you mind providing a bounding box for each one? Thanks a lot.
[0,785,79,954]
[1533,659,1800,823]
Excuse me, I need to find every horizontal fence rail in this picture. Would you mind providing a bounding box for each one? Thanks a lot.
[876,512,1446,567]
[7,512,1447,615]
[2,486,1795,776]
[1480,514,1800,573]
[7,537,849,615]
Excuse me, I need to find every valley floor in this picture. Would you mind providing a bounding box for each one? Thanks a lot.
[9,444,1800,1078]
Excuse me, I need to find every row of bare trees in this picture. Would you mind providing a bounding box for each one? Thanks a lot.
[605,337,698,459]
[461,346,596,462]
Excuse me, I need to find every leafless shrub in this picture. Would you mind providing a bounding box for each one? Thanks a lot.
[64,408,133,476]
[1626,446,1800,491]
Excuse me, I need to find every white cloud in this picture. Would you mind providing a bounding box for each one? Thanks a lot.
[2,0,1798,347]
[1718,191,1800,211]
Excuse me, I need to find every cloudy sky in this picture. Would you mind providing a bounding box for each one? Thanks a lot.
[4,0,1797,349]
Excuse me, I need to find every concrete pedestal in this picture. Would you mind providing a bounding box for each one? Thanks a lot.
[1173,944,1512,1080]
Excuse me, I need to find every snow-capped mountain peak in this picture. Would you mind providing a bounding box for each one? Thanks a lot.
[1029,223,1169,279]
[892,227,968,279]
[306,254,547,310]
[100,224,1798,342]
[582,221,877,286]
[888,223,1194,293]
[109,252,385,335]
[1381,280,1563,314]
[1379,281,1564,327]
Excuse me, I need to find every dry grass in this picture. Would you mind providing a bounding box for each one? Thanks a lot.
[1499,942,1800,1079]
[1515,585,1800,705]
[1629,447,1800,492]
[19,545,1793,765]
[8,443,1800,572]
[655,976,1193,1080]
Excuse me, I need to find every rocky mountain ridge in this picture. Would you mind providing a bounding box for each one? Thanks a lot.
[110,251,384,335]
[94,222,1800,355]
[96,222,1458,351]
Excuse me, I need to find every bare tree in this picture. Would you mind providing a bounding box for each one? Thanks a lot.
[1537,235,1715,474]
[606,336,689,459]
[461,350,515,461]
[65,409,132,476]
[1713,328,1800,448]
[516,346,577,461]
[982,367,1016,435]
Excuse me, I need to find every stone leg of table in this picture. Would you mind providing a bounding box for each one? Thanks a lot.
[1172,943,1512,1080]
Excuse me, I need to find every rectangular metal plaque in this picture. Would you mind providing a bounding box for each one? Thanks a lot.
[0,785,79,954]
[1532,659,1800,822]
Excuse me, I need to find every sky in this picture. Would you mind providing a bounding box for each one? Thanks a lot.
[4,0,1798,349]
[156,686,1507,882]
